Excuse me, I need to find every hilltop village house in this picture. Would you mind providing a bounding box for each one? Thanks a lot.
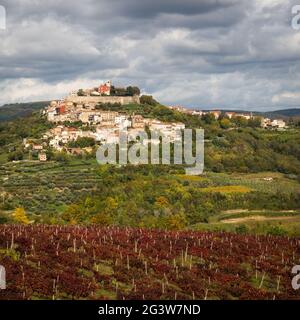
[98,80,112,96]
[167,106,286,128]
[22,139,48,162]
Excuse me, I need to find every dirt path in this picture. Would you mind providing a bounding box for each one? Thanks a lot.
[221,215,300,224]
[221,209,297,215]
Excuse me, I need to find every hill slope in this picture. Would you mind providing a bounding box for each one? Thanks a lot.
[0,102,50,122]
[262,108,300,119]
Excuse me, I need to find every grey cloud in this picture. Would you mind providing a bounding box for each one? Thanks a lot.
[0,0,299,110]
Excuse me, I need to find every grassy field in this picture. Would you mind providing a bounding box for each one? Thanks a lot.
[206,172,300,194]
[193,209,300,236]
[176,171,300,194]
[175,172,300,236]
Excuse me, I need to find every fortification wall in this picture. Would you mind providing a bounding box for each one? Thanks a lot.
[65,95,140,105]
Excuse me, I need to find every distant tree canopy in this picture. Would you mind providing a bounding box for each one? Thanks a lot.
[140,95,158,106]
[0,211,8,224]
[110,86,141,96]
[68,137,95,148]
[126,86,141,96]
[220,118,231,129]
[8,149,24,161]
[77,89,85,96]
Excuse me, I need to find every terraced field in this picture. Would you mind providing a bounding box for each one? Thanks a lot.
[205,172,300,195]
[175,172,300,195]
[0,160,101,216]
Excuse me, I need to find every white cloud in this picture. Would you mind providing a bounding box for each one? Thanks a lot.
[272,91,300,104]
[0,78,103,104]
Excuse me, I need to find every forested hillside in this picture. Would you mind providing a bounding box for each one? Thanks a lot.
[0,102,49,122]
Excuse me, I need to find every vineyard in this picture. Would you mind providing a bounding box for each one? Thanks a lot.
[0,225,299,300]
[0,160,102,216]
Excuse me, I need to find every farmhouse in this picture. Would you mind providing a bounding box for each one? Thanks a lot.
[38,153,47,162]
[261,118,286,129]
[225,112,236,119]
[33,145,43,151]
[209,110,222,119]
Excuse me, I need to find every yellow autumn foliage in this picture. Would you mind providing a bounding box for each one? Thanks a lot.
[200,185,252,194]
[12,207,30,224]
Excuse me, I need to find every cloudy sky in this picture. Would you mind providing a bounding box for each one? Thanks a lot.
[0,0,300,111]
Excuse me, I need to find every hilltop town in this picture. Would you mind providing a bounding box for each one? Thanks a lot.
[16,80,289,162]
[26,81,185,160]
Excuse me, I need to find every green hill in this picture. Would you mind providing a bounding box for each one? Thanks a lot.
[0,100,299,235]
[261,108,300,119]
[0,101,50,122]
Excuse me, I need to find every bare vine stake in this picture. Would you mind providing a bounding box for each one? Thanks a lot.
[185,244,188,262]
[145,261,148,275]
[162,282,165,295]
[204,289,208,300]
[259,272,265,289]
[277,276,281,292]
[11,233,14,250]
[127,255,130,270]
[164,273,169,285]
